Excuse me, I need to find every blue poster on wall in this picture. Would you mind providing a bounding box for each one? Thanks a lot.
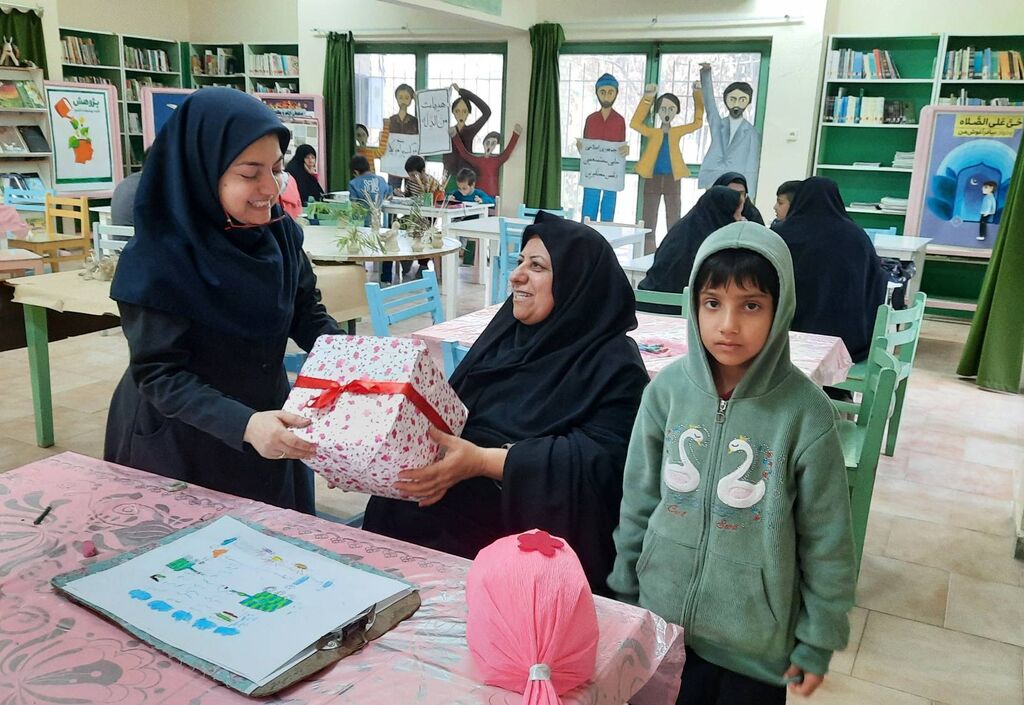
[907,107,1024,250]
[152,91,188,135]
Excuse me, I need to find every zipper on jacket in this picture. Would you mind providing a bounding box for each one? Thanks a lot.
[680,396,728,627]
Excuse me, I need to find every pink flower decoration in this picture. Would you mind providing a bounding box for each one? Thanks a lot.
[517,530,564,557]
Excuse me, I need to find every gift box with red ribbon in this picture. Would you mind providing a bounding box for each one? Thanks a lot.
[282,335,468,499]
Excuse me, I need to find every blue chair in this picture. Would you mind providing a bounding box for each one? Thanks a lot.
[364,270,444,336]
[864,226,897,239]
[491,217,528,305]
[283,352,307,375]
[516,204,572,220]
[441,339,470,379]
[4,186,54,212]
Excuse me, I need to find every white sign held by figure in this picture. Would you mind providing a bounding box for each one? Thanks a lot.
[416,88,452,156]
[381,132,420,177]
[579,138,627,191]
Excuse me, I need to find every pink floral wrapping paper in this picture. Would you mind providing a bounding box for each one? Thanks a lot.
[282,335,467,499]
[413,306,853,386]
[0,452,686,705]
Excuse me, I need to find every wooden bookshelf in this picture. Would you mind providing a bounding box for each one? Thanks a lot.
[185,42,245,89]
[245,43,299,94]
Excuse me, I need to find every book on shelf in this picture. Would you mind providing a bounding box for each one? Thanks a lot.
[937,90,1024,107]
[852,161,882,167]
[126,77,164,102]
[944,47,1024,80]
[0,126,28,153]
[124,46,171,72]
[253,80,299,94]
[127,112,142,134]
[0,80,45,110]
[62,35,101,65]
[63,75,114,86]
[0,171,46,194]
[823,89,912,124]
[17,125,50,153]
[250,53,300,76]
[826,48,902,79]
[880,196,908,212]
[892,151,916,169]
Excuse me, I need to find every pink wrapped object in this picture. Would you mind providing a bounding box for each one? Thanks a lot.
[282,335,467,499]
[466,530,599,705]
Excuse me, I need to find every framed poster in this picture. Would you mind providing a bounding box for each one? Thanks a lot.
[905,105,1024,257]
[255,93,327,189]
[44,82,123,196]
[141,87,195,149]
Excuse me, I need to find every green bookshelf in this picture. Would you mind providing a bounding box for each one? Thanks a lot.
[814,33,1024,318]
[185,42,246,89]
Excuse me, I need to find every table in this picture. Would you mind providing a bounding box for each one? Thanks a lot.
[0,452,686,705]
[449,216,651,303]
[382,200,490,234]
[0,247,45,276]
[413,305,853,386]
[301,225,462,320]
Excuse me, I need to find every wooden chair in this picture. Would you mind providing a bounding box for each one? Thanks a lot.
[831,338,899,572]
[835,292,927,455]
[516,204,573,220]
[634,286,688,318]
[441,339,470,379]
[12,194,92,272]
[364,270,444,336]
[490,217,527,305]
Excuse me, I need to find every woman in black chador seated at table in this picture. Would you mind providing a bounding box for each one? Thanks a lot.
[105,88,342,514]
[362,212,649,592]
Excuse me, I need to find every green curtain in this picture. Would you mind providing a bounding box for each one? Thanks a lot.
[523,23,564,210]
[956,138,1024,393]
[323,31,356,192]
[0,9,48,78]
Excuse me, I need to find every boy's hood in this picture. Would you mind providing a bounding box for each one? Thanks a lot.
[683,221,796,399]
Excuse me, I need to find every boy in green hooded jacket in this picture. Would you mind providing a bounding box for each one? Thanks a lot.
[608,221,855,703]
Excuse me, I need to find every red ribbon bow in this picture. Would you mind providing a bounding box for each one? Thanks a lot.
[293,375,453,435]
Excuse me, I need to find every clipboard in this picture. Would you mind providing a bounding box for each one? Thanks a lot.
[52,516,421,696]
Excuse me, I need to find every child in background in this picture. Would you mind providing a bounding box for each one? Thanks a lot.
[348,155,392,225]
[608,221,855,705]
[452,168,496,205]
[355,122,389,174]
[771,180,802,229]
[401,155,445,204]
[978,180,997,241]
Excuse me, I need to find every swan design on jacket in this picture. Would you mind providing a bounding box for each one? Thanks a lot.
[664,427,704,492]
[717,436,766,509]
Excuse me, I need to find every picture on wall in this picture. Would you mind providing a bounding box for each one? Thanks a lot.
[906,105,1024,252]
[44,82,123,194]
[141,87,195,148]
[255,93,326,188]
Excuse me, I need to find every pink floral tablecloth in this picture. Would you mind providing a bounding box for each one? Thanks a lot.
[413,306,853,386]
[0,453,685,705]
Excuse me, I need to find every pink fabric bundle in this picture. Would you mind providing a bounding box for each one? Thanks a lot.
[466,529,599,705]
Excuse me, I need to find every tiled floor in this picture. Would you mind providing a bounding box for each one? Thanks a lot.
[1,263,1021,705]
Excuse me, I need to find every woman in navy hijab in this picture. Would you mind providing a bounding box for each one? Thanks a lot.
[105,88,342,513]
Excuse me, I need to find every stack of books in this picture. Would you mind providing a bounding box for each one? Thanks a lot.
[937,92,1024,107]
[124,46,171,72]
[892,152,915,169]
[823,88,916,124]
[826,48,902,79]
[944,48,1024,80]
[250,53,299,76]
[61,36,101,65]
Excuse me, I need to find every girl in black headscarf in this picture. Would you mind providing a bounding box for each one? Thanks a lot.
[637,186,743,314]
[285,143,325,204]
[362,212,649,592]
[105,88,342,513]
[712,171,765,224]
[774,176,887,362]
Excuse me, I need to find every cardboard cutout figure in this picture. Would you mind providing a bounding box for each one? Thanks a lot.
[577,73,629,222]
[631,81,704,253]
[697,63,762,197]
[442,83,492,181]
[386,83,418,187]
[451,123,522,197]
[355,121,389,174]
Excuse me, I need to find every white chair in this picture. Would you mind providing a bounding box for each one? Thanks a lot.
[93,222,135,258]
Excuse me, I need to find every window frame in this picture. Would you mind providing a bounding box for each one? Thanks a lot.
[559,39,772,220]
[353,41,509,165]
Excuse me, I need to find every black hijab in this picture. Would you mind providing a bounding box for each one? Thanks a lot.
[638,186,742,304]
[451,211,648,446]
[712,171,765,224]
[111,88,303,340]
[285,144,324,204]
[774,176,888,362]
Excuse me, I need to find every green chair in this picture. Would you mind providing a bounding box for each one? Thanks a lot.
[831,337,899,572]
[836,292,927,456]
[633,287,688,318]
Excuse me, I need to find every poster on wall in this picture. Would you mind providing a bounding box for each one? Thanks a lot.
[44,82,122,196]
[141,87,195,149]
[415,88,452,156]
[906,105,1024,255]
[255,93,327,189]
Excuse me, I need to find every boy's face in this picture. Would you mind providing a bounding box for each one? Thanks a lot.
[482,136,498,154]
[396,89,413,110]
[774,194,791,221]
[355,127,368,145]
[982,184,995,194]
[698,278,774,377]
[456,180,474,196]
[657,98,678,124]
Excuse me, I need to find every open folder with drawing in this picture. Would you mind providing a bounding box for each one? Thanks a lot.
[52,515,419,695]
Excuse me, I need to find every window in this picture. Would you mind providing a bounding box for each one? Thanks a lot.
[558,42,768,242]
[354,44,506,182]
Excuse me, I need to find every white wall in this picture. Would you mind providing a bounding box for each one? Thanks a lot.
[188,0,298,44]
[57,0,191,41]
[830,0,1024,35]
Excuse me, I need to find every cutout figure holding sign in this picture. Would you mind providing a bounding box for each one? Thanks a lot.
[442,83,492,182]
[386,84,418,187]
[631,81,704,253]
[577,74,629,222]
[697,62,762,197]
